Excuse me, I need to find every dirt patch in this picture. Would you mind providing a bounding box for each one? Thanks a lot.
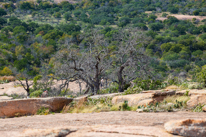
[157,14,206,21]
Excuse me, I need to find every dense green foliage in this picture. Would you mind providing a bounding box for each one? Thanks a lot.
[1,0,206,93]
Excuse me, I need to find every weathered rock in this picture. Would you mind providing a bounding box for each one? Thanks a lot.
[187,95,206,108]
[136,109,143,113]
[176,90,188,95]
[0,96,13,101]
[22,127,77,137]
[142,90,176,96]
[189,89,206,96]
[164,119,206,137]
[112,93,153,106]
[203,105,206,112]
[89,93,121,99]
[22,125,175,137]
[136,99,154,107]
[0,97,73,118]
[73,94,90,102]
[112,90,176,106]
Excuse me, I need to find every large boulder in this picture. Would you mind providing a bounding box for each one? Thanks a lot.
[112,90,175,106]
[89,93,121,99]
[22,125,175,137]
[189,89,206,96]
[164,119,206,137]
[0,97,73,118]
[73,94,90,102]
[187,95,206,108]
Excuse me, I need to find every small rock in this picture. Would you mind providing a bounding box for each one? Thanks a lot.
[136,109,143,113]
[164,119,206,137]
[202,105,206,112]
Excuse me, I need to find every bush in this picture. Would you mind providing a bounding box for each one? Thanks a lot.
[0,67,12,76]
[196,65,206,87]
[133,78,164,90]
[36,107,50,115]
[162,13,168,17]
[123,86,142,95]
[30,90,43,98]
[193,104,204,112]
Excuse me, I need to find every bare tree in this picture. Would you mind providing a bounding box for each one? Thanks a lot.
[11,35,43,97]
[110,28,153,92]
[54,31,112,95]
[12,69,33,97]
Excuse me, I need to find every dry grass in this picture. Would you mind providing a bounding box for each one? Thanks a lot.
[0,76,16,82]
[165,85,179,90]
[163,95,190,104]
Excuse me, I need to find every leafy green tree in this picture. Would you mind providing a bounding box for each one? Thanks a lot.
[28,22,39,33]
[118,17,131,27]
[20,2,33,10]
[148,14,157,20]
[64,12,72,23]
[0,17,7,26]
[34,24,54,35]
[43,29,63,40]
[160,43,172,52]
[196,65,206,87]
[9,16,22,28]
[169,44,183,53]
[164,16,179,25]
[59,24,81,35]
[168,7,179,14]
[192,50,203,57]
[1,26,13,36]
[53,12,61,18]
[149,22,164,31]
[13,26,26,36]
[162,51,179,61]
[0,8,7,16]
[133,23,148,30]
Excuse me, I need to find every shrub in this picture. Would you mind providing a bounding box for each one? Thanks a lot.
[133,78,164,90]
[162,13,168,17]
[0,67,12,76]
[121,101,131,111]
[30,90,43,98]
[193,104,204,112]
[123,86,141,95]
[99,83,119,94]
[36,107,50,115]
[196,65,206,87]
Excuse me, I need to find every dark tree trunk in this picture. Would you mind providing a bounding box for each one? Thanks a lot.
[94,82,100,95]
[118,66,124,92]
[25,79,30,96]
